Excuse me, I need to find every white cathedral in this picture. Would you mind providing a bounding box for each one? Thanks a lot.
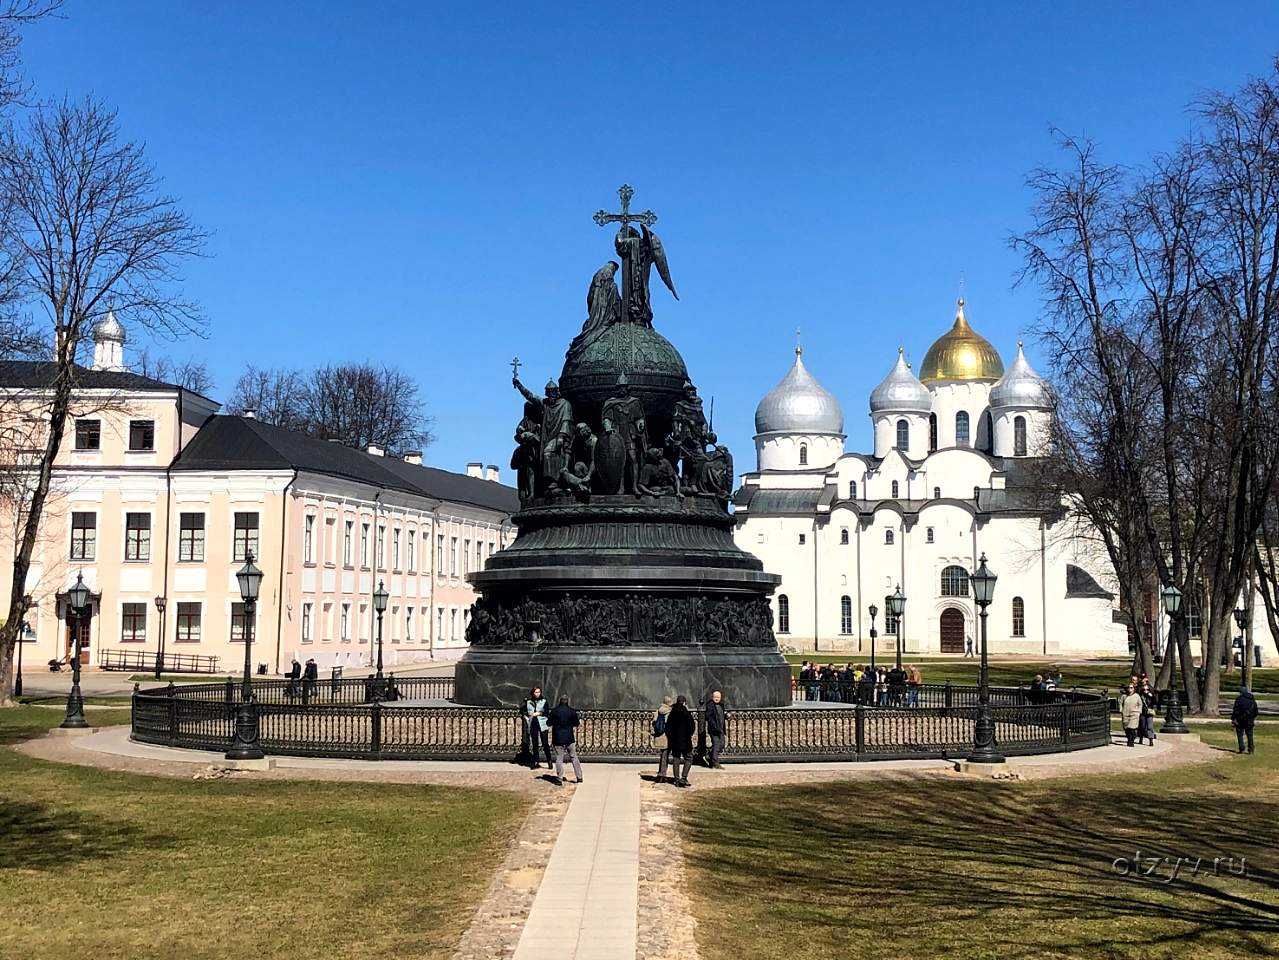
[733,299,1130,657]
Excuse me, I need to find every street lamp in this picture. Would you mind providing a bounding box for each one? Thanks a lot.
[967,553,1004,764]
[226,552,265,761]
[1233,605,1248,670]
[887,585,906,671]
[370,579,389,701]
[868,604,878,671]
[153,595,167,680]
[14,593,31,698]
[1160,582,1188,734]
[60,574,91,729]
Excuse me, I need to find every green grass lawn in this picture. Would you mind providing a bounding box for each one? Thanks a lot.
[680,724,1279,960]
[783,655,1279,695]
[0,706,526,960]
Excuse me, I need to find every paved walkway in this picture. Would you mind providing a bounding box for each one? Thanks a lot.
[513,767,640,960]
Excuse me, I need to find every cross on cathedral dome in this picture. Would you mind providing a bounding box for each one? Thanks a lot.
[918,298,1004,383]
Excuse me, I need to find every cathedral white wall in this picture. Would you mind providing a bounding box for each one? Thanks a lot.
[755,432,844,472]
[928,380,994,450]
[992,408,1052,458]
[92,339,124,372]
[872,412,929,460]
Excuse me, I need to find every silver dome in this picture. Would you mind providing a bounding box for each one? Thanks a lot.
[869,348,931,414]
[990,342,1051,408]
[754,347,844,435]
[92,308,126,343]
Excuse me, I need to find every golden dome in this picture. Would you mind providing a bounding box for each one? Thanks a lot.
[918,299,1005,383]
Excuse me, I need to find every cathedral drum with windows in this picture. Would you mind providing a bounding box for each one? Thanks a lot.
[733,299,1130,656]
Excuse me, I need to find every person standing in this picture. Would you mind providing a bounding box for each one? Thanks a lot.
[548,695,583,784]
[523,686,552,770]
[1119,685,1144,747]
[652,696,674,783]
[302,657,318,703]
[906,663,922,707]
[285,657,301,700]
[665,695,696,787]
[1138,679,1157,746]
[704,690,728,769]
[965,633,975,658]
[1231,686,1259,755]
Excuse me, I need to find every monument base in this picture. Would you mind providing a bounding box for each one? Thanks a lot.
[454,645,792,709]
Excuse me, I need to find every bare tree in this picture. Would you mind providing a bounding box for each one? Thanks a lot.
[131,346,214,394]
[226,364,307,431]
[0,98,206,704]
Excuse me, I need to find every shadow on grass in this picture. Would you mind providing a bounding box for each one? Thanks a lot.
[682,760,1279,959]
[0,797,174,871]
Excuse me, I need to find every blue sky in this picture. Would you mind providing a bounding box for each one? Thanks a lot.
[21,2,1279,473]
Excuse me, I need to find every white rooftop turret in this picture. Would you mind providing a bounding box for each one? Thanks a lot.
[90,307,126,372]
[869,347,931,414]
[990,342,1051,409]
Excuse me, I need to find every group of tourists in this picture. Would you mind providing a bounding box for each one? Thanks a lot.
[283,657,320,701]
[796,662,923,707]
[1117,674,1160,747]
[518,686,731,787]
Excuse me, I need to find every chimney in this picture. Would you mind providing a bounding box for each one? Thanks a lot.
[485,464,499,482]
[366,443,385,457]
[243,409,256,420]
[403,450,423,465]
[466,462,483,479]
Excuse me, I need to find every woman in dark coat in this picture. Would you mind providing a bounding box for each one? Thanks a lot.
[664,695,696,788]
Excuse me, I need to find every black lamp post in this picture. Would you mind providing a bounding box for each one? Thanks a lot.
[370,580,389,701]
[868,604,878,670]
[1233,604,1248,667]
[226,552,265,761]
[14,593,30,698]
[888,585,906,671]
[153,595,167,680]
[60,574,90,729]
[1160,582,1189,734]
[967,553,1004,764]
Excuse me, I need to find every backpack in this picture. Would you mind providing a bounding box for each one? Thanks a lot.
[651,712,667,738]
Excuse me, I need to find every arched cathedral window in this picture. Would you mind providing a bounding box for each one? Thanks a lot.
[955,411,970,447]
[849,480,857,499]
[1012,596,1026,636]
[840,528,849,545]
[1014,416,1027,457]
[777,594,790,634]
[941,564,969,597]
[799,443,808,466]
[929,413,938,452]
[840,595,852,634]
[896,419,909,450]
[891,480,899,497]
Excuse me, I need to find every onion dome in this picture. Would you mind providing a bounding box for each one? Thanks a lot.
[754,346,844,435]
[870,347,931,414]
[918,299,1003,383]
[990,341,1051,408]
[92,308,126,343]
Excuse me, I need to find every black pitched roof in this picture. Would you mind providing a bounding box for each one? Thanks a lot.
[1066,564,1113,599]
[173,416,518,514]
[0,360,184,393]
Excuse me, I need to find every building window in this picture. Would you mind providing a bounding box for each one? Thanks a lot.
[840,528,849,545]
[463,537,471,574]
[376,525,385,569]
[121,603,147,642]
[1014,416,1027,457]
[941,564,970,597]
[436,606,444,639]
[884,528,894,545]
[405,606,414,642]
[175,602,201,642]
[933,486,941,499]
[343,520,354,566]
[304,514,316,564]
[891,480,899,497]
[896,419,909,450]
[70,512,96,560]
[840,595,852,634]
[302,602,313,643]
[74,419,100,450]
[926,526,935,543]
[393,528,402,570]
[233,512,259,561]
[436,534,445,572]
[798,533,806,545]
[885,606,900,635]
[124,512,151,561]
[777,594,790,634]
[179,512,205,561]
[450,608,457,639]
[1186,597,1202,640]
[406,530,415,572]
[955,411,970,447]
[360,523,370,567]
[981,411,993,454]
[1012,596,1026,637]
[231,602,252,642]
[341,603,350,641]
[450,537,458,576]
[929,413,938,452]
[128,419,155,451]
[849,480,857,499]
[798,443,808,466]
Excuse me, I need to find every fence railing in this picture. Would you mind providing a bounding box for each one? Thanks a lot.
[131,678,1112,763]
[99,649,222,674]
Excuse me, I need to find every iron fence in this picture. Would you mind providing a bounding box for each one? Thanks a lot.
[131,678,1111,763]
[99,649,222,674]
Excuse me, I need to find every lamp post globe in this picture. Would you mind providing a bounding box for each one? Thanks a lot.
[60,573,91,729]
[887,585,906,671]
[1159,581,1189,734]
[226,552,265,761]
[153,595,167,680]
[967,553,1004,764]
[868,604,878,671]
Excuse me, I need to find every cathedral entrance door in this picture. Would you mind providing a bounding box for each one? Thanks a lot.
[939,607,965,654]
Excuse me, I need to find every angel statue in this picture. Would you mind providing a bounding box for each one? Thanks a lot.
[614,223,677,327]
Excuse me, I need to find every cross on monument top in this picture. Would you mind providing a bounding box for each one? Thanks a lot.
[593,183,657,230]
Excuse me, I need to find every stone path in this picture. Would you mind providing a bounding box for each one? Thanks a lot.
[513,767,640,960]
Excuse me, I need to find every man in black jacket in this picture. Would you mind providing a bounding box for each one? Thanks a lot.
[302,658,318,703]
[665,695,696,787]
[285,658,301,700]
[704,690,727,768]
[548,695,583,784]
[1232,687,1259,754]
